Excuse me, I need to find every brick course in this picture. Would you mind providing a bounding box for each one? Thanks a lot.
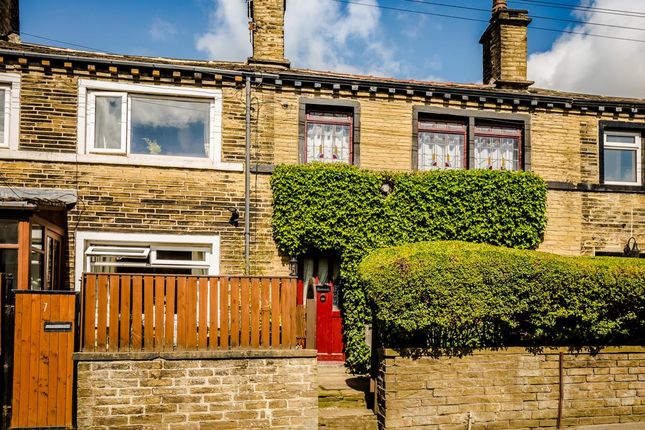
[75,351,317,430]
[377,348,645,430]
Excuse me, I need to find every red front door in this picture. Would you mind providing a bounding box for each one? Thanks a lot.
[300,255,344,361]
[316,280,344,361]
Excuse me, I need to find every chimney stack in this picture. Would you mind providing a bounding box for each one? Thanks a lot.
[247,0,290,68]
[480,0,533,90]
[0,0,19,42]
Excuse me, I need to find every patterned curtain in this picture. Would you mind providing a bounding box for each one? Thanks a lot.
[307,122,351,163]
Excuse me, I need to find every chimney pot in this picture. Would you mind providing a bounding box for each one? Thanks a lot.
[492,0,508,13]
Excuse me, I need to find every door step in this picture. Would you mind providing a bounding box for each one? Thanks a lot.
[318,363,378,429]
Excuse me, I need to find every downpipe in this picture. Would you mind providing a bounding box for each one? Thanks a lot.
[244,76,252,275]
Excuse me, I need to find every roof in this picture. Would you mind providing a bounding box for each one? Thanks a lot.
[1,40,645,106]
[0,187,78,209]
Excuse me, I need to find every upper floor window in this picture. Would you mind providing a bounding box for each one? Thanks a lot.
[474,124,521,171]
[305,109,353,163]
[415,109,525,172]
[0,73,20,151]
[78,80,222,164]
[418,120,466,170]
[602,131,642,186]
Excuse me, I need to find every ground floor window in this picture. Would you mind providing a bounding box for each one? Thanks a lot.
[75,232,220,290]
[0,219,18,284]
[0,214,64,291]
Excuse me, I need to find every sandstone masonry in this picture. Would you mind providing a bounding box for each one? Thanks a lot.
[377,348,645,430]
[75,350,317,430]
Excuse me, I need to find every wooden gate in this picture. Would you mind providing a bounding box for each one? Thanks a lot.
[9,290,76,429]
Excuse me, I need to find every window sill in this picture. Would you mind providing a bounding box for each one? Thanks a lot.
[547,181,645,194]
[0,149,243,172]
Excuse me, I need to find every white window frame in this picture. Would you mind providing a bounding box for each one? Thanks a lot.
[150,245,211,267]
[603,130,642,186]
[85,245,150,259]
[74,231,220,290]
[86,91,127,154]
[0,73,20,151]
[77,79,223,168]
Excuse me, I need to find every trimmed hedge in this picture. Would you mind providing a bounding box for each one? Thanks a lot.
[358,241,645,352]
[271,163,548,372]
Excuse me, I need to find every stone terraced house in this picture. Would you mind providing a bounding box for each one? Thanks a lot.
[0,0,644,362]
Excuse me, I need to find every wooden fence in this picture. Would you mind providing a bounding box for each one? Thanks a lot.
[80,274,303,352]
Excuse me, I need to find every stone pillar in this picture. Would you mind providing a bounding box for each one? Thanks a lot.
[0,0,20,42]
[248,0,290,68]
[480,1,533,90]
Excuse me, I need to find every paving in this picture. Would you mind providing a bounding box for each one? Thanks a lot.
[318,362,378,430]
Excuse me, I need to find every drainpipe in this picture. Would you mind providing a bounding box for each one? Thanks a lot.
[244,76,252,275]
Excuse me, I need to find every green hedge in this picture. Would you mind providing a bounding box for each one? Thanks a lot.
[358,241,645,352]
[271,163,548,372]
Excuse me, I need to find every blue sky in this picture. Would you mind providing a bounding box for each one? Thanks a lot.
[20,1,645,97]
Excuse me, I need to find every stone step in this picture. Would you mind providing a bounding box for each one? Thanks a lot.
[318,407,379,430]
[317,363,377,428]
[319,393,368,409]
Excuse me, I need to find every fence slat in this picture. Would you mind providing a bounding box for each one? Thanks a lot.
[119,276,132,351]
[176,277,186,350]
[186,277,198,349]
[82,274,96,351]
[290,278,298,346]
[220,277,229,349]
[131,276,143,350]
[251,278,261,348]
[281,279,291,348]
[198,277,208,350]
[27,295,41,426]
[155,277,165,350]
[96,275,108,351]
[240,278,250,347]
[208,277,217,349]
[47,293,60,424]
[36,293,51,425]
[271,278,281,348]
[261,278,270,348]
[143,276,154,351]
[164,277,176,351]
[108,276,120,352]
[230,278,240,348]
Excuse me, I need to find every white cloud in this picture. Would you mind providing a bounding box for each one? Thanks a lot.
[196,0,251,62]
[149,18,177,42]
[195,0,401,76]
[131,97,209,128]
[528,0,645,98]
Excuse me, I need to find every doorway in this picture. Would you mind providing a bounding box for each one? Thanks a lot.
[300,255,344,361]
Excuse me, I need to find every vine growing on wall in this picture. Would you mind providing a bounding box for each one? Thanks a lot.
[271,163,548,372]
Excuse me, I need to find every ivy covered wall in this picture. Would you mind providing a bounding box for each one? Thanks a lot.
[270,164,548,372]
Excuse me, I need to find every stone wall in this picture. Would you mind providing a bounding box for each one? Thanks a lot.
[377,347,645,429]
[75,350,317,430]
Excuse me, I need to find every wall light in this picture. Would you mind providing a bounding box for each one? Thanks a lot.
[624,237,640,258]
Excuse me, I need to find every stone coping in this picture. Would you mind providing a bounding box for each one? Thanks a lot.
[380,346,645,359]
[74,349,318,362]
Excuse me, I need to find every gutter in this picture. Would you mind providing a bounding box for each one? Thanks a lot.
[2,47,643,109]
